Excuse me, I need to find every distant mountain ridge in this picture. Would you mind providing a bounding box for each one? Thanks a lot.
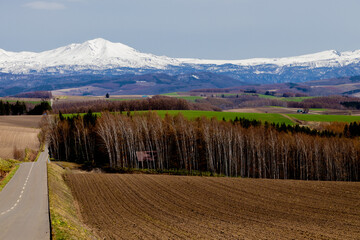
[2,38,360,96]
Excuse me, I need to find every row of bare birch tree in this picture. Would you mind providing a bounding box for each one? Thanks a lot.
[42,112,360,181]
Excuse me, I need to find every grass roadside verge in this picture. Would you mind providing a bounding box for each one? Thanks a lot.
[47,162,97,240]
[34,143,45,162]
[0,163,20,192]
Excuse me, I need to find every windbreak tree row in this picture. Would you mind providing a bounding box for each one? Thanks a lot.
[52,95,220,114]
[0,100,52,115]
[42,112,360,181]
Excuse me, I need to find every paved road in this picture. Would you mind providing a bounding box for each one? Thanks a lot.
[0,148,50,239]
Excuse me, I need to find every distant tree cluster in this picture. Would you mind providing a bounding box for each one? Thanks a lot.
[0,100,51,115]
[43,112,360,181]
[341,101,360,110]
[52,96,221,114]
[28,101,52,115]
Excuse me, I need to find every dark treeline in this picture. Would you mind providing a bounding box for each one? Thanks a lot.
[341,101,360,110]
[0,100,51,115]
[288,96,360,109]
[43,112,360,181]
[232,117,337,138]
[0,101,27,115]
[194,95,360,110]
[13,91,53,99]
[52,96,221,114]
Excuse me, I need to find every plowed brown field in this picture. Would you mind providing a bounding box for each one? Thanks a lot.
[66,173,360,240]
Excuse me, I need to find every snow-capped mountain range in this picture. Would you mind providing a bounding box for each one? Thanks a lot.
[1,38,360,96]
[1,38,360,74]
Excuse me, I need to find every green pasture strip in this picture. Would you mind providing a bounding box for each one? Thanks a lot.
[161,92,180,96]
[280,97,315,102]
[257,94,278,99]
[175,96,203,102]
[62,110,293,125]
[287,114,360,123]
[138,110,294,125]
[62,112,101,118]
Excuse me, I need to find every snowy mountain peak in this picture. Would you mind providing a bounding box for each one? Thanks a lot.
[38,38,139,60]
[86,37,110,45]
[78,38,138,57]
[0,49,9,57]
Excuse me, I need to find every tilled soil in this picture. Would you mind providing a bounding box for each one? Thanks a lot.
[0,115,42,128]
[0,116,41,159]
[0,126,40,159]
[66,173,360,240]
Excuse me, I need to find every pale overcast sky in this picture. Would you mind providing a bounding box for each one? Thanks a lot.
[1,0,360,59]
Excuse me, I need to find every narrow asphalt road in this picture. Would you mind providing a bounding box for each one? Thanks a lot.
[0,148,50,239]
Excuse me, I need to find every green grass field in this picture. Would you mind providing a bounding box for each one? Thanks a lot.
[63,110,360,125]
[63,110,294,125]
[287,114,360,123]
[136,110,294,125]
[161,92,180,96]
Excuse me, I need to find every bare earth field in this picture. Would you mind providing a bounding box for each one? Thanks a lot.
[0,115,42,128]
[66,173,360,240]
[0,116,41,159]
